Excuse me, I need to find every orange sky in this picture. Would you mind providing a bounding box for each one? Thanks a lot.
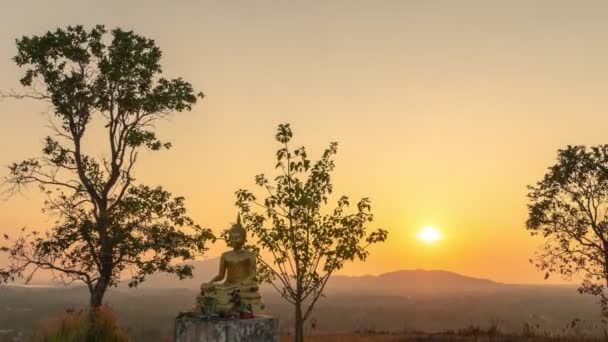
[2,1,608,284]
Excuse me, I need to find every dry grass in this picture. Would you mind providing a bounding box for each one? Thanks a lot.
[35,306,130,342]
[280,333,604,342]
[280,333,401,342]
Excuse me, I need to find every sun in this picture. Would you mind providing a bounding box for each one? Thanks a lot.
[418,226,442,243]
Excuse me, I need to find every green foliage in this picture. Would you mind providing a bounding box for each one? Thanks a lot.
[235,123,388,341]
[527,145,608,319]
[0,25,212,306]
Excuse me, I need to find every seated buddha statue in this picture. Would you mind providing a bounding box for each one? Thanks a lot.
[195,215,265,316]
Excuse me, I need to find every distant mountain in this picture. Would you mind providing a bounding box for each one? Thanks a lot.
[136,258,504,294]
[135,258,221,289]
[326,269,503,294]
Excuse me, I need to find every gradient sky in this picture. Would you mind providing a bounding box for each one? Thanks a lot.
[1,0,608,284]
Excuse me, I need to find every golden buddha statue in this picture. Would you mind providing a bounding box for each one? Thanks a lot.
[195,215,265,317]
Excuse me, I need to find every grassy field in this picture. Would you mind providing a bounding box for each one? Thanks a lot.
[281,334,400,342]
[280,333,604,341]
[2,286,605,341]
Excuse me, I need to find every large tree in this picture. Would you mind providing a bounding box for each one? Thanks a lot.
[235,124,388,342]
[0,25,213,309]
[527,145,608,319]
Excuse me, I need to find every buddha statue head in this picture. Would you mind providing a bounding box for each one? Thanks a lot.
[228,214,246,249]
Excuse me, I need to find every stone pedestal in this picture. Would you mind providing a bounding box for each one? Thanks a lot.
[175,315,279,342]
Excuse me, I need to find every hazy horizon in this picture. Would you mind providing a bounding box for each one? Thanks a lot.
[2,1,608,285]
[2,254,582,288]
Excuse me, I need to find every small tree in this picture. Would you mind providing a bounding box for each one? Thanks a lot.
[527,145,608,319]
[0,25,213,310]
[235,124,388,342]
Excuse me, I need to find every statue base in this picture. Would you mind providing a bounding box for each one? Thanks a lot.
[175,315,279,342]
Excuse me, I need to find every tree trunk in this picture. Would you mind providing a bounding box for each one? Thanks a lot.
[294,300,304,342]
[87,280,109,340]
[92,212,112,310]
[90,286,106,308]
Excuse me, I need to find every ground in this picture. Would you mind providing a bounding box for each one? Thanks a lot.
[280,333,601,341]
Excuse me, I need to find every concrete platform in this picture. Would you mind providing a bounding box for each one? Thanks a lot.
[175,315,279,342]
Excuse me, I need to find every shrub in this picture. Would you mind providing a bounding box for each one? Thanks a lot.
[522,322,536,338]
[457,323,482,337]
[487,318,502,338]
[36,306,130,342]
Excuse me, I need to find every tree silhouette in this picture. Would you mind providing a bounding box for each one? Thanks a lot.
[527,145,608,319]
[236,124,388,342]
[0,25,213,311]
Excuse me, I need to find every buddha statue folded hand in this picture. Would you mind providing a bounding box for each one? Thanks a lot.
[195,215,265,317]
